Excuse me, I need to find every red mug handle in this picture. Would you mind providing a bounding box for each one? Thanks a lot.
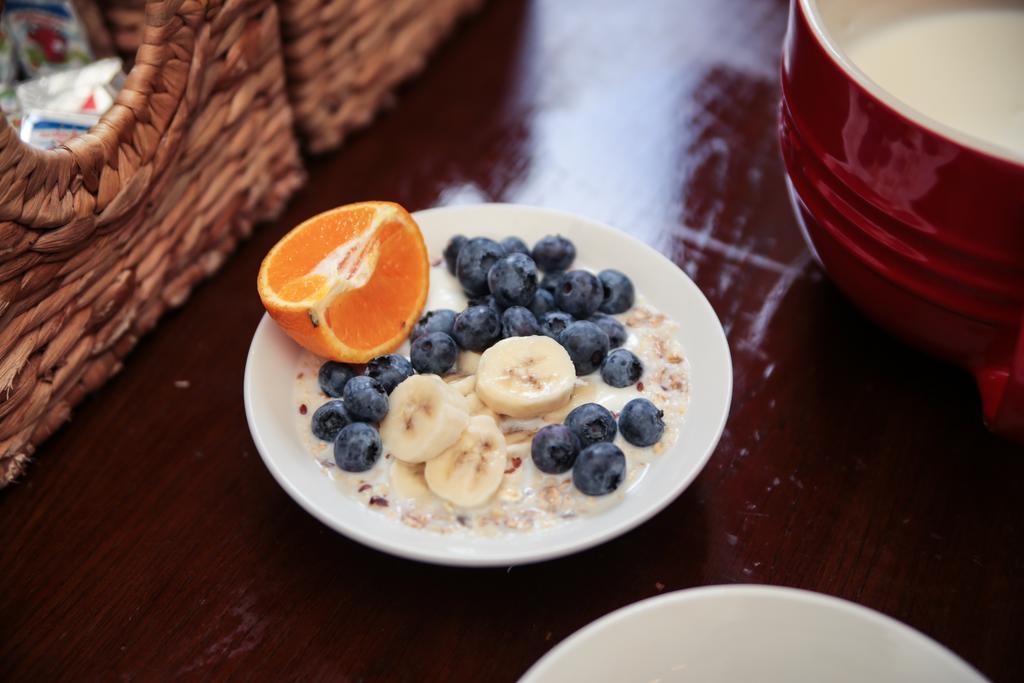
[975,312,1024,442]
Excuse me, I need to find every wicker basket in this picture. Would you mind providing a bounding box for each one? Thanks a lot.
[279,0,483,153]
[98,0,482,153]
[0,0,305,484]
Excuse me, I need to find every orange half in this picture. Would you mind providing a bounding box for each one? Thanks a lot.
[257,201,429,362]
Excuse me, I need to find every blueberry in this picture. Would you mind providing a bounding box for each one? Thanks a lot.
[318,361,355,398]
[559,320,610,375]
[501,236,530,256]
[601,349,643,388]
[333,422,382,472]
[618,398,665,447]
[540,311,574,340]
[443,235,468,275]
[342,375,389,422]
[529,289,557,319]
[565,403,617,447]
[501,306,541,338]
[531,424,581,474]
[364,354,414,393]
[452,305,502,351]
[539,272,563,295]
[598,269,635,314]
[412,309,457,341]
[555,270,603,319]
[456,237,505,296]
[572,442,626,496]
[467,293,502,313]
[487,252,538,308]
[310,400,352,441]
[411,331,458,374]
[532,235,576,272]
[590,313,627,348]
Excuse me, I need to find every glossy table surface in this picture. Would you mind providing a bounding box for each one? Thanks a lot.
[2,1,1022,680]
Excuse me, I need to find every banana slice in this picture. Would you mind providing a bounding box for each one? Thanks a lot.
[475,336,575,418]
[380,374,470,463]
[390,460,431,499]
[425,415,507,507]
[446,374,477,396]
[465,391,500,422]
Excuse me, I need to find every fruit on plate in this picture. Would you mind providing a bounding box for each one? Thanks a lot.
[559,320,610,375]
[532,234,576,272]
[501,306,541,338]
[452,304,502,351]
[597,269,635,314]
[298,226,670,508]
[443,235,468,274]
[539,271,564,295]
[424,415,507,507]
[573,442,626,496]
[487,252,538,308]
[531,424,582,474]
[589,313,627,348]
[455,237,505,297]
[447,374,477,396]
[411,332,459,375]
[600,348,643,388]
[257,201,429,363]
[529,289,557,318]
[475,336,576,418]
[310,399,352,441]
[380,375,470,463]
[565,402,617,447]
[618,398,665,447]
[333,422,383,473]
[364,354,414,394]
[467,293,502,313]
[555,270,604,319]
[343,376,389,423]
[411,309,457,341]
[539,310,574,340]
[390,460,431,498]
[318,361,355,398]
[500,236,530,256]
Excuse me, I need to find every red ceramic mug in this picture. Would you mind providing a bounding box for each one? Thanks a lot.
[779,0,1024,441]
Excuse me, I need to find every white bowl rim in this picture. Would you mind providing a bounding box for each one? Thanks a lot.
[795,0,1024,167]
[244,202,732,567]
[519,584,989,682]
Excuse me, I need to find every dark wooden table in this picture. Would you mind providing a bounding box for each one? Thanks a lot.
[2,1,1022,680]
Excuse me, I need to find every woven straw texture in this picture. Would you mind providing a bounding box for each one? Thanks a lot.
[0,0,305,485]
[100,0,483,153]
[280,0,483,153]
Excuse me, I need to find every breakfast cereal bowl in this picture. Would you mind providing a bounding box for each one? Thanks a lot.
[244,203,732,566]
[519,585,988,682]
[779,0,1024,440]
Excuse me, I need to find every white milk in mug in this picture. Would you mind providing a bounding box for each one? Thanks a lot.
[837,4,1024,157]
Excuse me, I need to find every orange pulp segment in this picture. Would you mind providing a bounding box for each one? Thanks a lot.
[257,201,429,362]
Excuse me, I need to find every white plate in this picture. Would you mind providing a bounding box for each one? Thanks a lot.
[244,203,731,566]
[520,585,988,683]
